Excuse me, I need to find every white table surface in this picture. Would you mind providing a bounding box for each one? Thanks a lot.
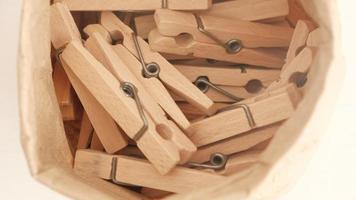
[0,0,355,199]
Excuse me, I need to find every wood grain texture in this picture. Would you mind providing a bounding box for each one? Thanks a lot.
[90,131,105,151]
[51,2,82,49]
[62,53,128,154]
[268,47,315,91]
[200,0,289,22]
[62,41,190,174]
[74,150,225,193]
[171,85,269,103]
[57,0,212,11]
[52,62,81,121]
[134,14,155,39]
[85,33,197,163]
[284,20,314,66]
[77,112,94,149]
[187,85,301,146]
[84,24,112,43]
[149,29,286,68]
[111,44,191,130]
[189,123,280,163]
[175,65,280,87]
[154,9,294,48]
[101,11,215,115]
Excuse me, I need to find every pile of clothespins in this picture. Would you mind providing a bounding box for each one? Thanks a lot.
[51,0,321,197]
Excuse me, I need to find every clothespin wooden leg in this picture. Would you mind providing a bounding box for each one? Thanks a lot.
[74,150,225,193]
[51,2,128,153]
[187,85,301,147]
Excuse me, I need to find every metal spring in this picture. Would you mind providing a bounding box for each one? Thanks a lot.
[110,157,135,186]
[120,82,148,141]
[188,153,228,170]
[131,32,160,78]
[194,76,244,102]
[194,14,243,54]
[217,103,256,128]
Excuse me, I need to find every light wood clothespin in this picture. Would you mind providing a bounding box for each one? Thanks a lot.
[134,14,155,39]
[100,11,216,115]
[306,28,325,47]
[267,47,315,91]
[175,65,280,87]
[177,102,228,117]
[83,25,191,130]
[60,41,195,174]
[91,131,105,151]
[55,0,212,11]
[77,112,94,149]
[170,65,280,102]
[154,9,294,48]
[187,84,301,147]
[74,150,225,193]
[284,20,315,66]
[53,62,81,121]
[51,2,128,154]
[84,24,113,43]
[188,123,279,164]
[51,2,82,49]
[199,0,289,22]
[84,31,197,160]
[171,85,265,103]
[149,29,287,69]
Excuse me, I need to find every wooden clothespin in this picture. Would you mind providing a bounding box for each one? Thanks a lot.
[187,84,301,147]
[83,30,197,160]
[90,131,105,151]
[284,20,315,66]
[175,65,280,87]
[267,47,315,91]
[134,14,155,40]
[60,40,196,174]
[149,29,287,69]
[77,112,94,149]
[266,21,317,91]
[51,2,128,154]
[149,9,294,68]
[171,84,263,103]
[53,62,81,121]
[74,150,225,193]
[55,0,212,11]
[100,11,216,115]
[154,9,294,48]
[83,25,191,130]
[199,0,289,22]
[174,65,280,102]
[83,24,113,43]
[188,123,279,164]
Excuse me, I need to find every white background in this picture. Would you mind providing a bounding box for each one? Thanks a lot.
[0,0,355,199]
